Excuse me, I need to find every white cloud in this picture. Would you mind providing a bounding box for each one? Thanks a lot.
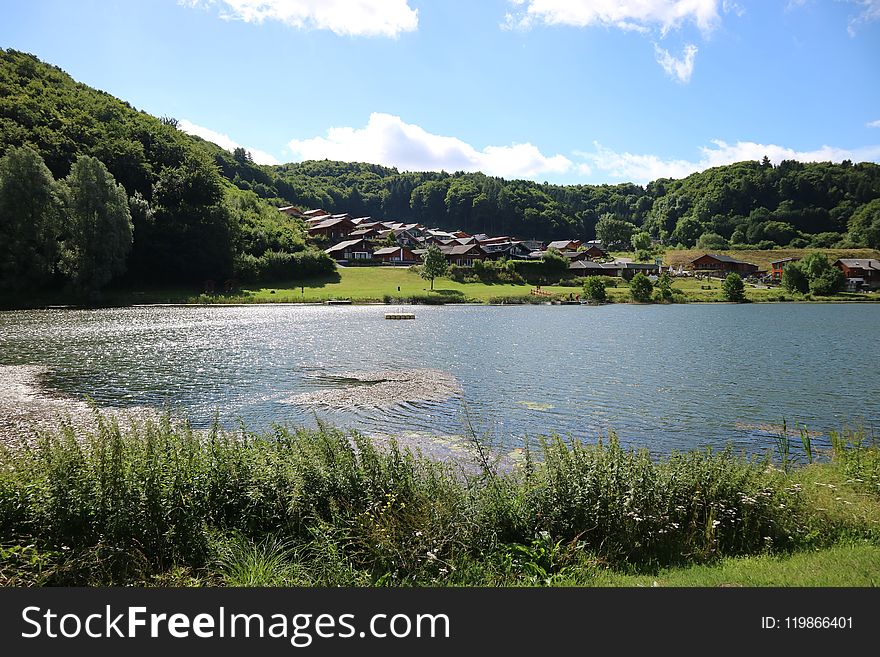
[577,139,880,182]
[845,0,880,35]
[505,0,722,35]
[286,113,573,179]
[654,43,698,82]
[868,119,880,128]
[182,0,418,37]
[179,119,280,165]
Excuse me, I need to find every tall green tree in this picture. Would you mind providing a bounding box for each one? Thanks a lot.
[61,155,133,294]
[420,245,448,291]
[722,273,746,302]
[629,272,653,302]
[0,145,63,291]
[595,214,637,249]
[631,231,652,251]
[582,276,607,302]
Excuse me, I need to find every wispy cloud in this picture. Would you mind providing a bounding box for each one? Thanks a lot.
[576,139,880,183]
[503,0,722,35]
[287,113,573,179]
[868,119,880,128]
[845,0,880,35]
[654,43,698,82]
[502,1,738,83]
[181,0,418,37]
[179,119,280,165]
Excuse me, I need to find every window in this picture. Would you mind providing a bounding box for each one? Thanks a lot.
[353,252,369,259]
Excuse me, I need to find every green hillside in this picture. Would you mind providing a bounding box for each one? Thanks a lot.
[0,49,331,298]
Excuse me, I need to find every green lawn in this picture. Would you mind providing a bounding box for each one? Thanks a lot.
[243,267,584,303]
[584,543,880,587]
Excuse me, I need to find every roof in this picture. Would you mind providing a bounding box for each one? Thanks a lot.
[373,246,412,257]
[325,239,368,254]
[309,216,352,230]
[569,260,608,270]
[692,253,754,265]
[302,209,329,217]
[770,257,801,265]
[836,259,880,270]
[444,244,484,256]
[547,240,580,250]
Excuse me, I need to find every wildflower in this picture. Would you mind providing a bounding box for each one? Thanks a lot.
[712,520,721,528]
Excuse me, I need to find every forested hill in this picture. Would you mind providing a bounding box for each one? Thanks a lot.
[0,49,329,297]
[261,158,880,249]
[2,49,879,298]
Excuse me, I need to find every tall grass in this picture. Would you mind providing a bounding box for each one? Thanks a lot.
[0,415,876,585]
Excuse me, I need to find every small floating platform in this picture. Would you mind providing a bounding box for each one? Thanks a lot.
[325,299,352,305]
[385,312,416,320]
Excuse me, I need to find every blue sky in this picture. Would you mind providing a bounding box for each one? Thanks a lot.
[2,0,879,184]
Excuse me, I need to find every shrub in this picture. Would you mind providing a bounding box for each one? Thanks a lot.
[582,276,607,302]
[629,273,653,302]
[722,273,746,302]
[782,262,809,294]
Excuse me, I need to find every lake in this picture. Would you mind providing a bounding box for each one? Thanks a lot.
[0,303,877,457]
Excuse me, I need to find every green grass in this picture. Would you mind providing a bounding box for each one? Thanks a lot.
[584,543,880,587]
[1,415,877,587]
[242,267,584,303]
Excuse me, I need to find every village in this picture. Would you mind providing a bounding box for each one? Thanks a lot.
[279,206,880,291]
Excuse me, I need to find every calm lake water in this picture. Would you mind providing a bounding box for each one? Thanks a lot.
[0,303,877,456]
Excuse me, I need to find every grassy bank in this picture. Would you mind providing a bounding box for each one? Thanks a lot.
[1,415,877,586]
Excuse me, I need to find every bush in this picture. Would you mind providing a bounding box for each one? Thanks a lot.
[809,268,844,296]
[722,273,746,302]
[782,262,809,294]
[653,272,674,303]
[234,249,335,283]
[582,276,607,302]
[629,273,654,302]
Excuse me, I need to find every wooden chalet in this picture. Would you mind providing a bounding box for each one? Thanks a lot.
[689,253,759,275]
[308,216,356,241]
[546,239,582,252]
[834,259,880,289]
[373,246,419,264]
[324,239,374,262]
[277,206,304,218]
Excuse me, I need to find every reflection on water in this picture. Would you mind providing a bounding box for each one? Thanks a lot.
[0,303,877,456]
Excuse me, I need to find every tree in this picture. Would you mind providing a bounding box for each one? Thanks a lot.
[809,268,844,296]
[722,273,746,302]
[595,214,637,250]
[629,272,653,302]
[696,232,729,250]
[0,146,63,291]
[670,216,704,247]
[61,155,133,294]
[781,262,809,294]
[654,272,674,302]
[541,247,569,274]
[420,244,448,290]
[847,198,880,248]
[631,231,652,251]
[582,276,607,302]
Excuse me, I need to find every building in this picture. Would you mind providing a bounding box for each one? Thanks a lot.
[834,259,880,289]
[770,257,801,280]
[278,206,304,218]
[308,216,356,241]
[689,253,759,276]
[480,241,533,260]
[373,246,419,264]
[324,239,374,262]
[568,260,617,276]
[302,209,330,220]
[546,240,582,252]
[603,261,662,280]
